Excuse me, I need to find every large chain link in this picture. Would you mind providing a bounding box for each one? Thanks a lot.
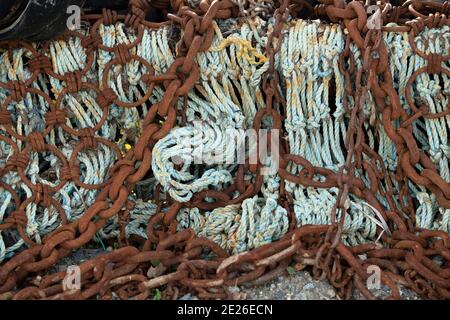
[0,0,449,300]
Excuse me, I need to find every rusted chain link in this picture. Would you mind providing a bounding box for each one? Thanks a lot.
[0,0,449,300]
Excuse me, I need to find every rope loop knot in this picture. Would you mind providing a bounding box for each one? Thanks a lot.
[65,71,83,93]
[125,0,149,28]
[60,165,79,181]
[35,184,53,208]
[115,44,133,64]
[4,210,27,228]
[0,109,11,125]
[102,8,118,25]
[27,132,46,152]
[45,109,66,126]
[96,88,117,108]
[426,53,443,74]
[6,152,29,170]
[79,128,97,149]
[28,54,52,73]
[81,33,102,52]
[8,80,27,102]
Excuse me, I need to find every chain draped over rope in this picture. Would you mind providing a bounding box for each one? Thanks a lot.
[0,0,449,300]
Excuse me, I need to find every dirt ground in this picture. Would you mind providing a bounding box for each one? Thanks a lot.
[235,271,419,300]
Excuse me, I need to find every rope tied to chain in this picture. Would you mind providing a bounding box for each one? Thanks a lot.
[0,0,449,301]
[102,8,119,25]
[45,110,66,126]
[65,71,84,93]
[3,211,27,229]
[7,81,27,102]
[426,53,444,74]
[6,152,29,170]
[0,109,11,125]
[126,0,150,28]
[96,88,118,109]
[79,128,97,149]
[27,132,46,152]
[28,54,52,73]
[35,184,53,208]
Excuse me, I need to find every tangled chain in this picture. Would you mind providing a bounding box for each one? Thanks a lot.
[0,0,449,300]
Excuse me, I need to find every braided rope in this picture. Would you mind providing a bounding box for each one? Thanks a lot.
[0,18,449,264]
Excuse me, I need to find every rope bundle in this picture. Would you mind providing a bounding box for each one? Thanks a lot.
[0,18,449,262]
[0,0,449,300]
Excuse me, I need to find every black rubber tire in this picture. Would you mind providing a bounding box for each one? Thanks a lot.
[0,0,86,41]
[0,0,27,29]
[83,0,129,11]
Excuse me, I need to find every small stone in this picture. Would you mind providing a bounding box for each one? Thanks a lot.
[297,293,307,300]
[228,286,240,293]
[179,294,198,300]
[31,275,42,286]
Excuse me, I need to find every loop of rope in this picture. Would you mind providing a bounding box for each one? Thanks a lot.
[35,184,53,208]
[125,0,150,28]
[4,211,27,228]
[8,81,27,102]
[81,33,102,52]
[102,8,119,25]
[65,71,84,93]
[115,44,133,64]
[96,88,117,108]
[0,109,11,125]
[6,152,29,170]
[45,110,66,126]
[27,132,46,152]
[79,128,97,149]
[28,54,52,73]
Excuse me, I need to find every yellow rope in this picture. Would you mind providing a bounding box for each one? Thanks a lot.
[211,37,268,65]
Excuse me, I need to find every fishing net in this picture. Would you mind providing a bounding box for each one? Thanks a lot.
[0,0,449,300]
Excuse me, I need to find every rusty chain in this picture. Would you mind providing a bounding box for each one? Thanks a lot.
[0,0,449,300]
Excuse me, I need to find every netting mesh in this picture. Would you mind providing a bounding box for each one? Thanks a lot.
[0,0,449,300]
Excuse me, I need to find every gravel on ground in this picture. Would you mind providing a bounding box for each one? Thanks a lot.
[51,248,420,300]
